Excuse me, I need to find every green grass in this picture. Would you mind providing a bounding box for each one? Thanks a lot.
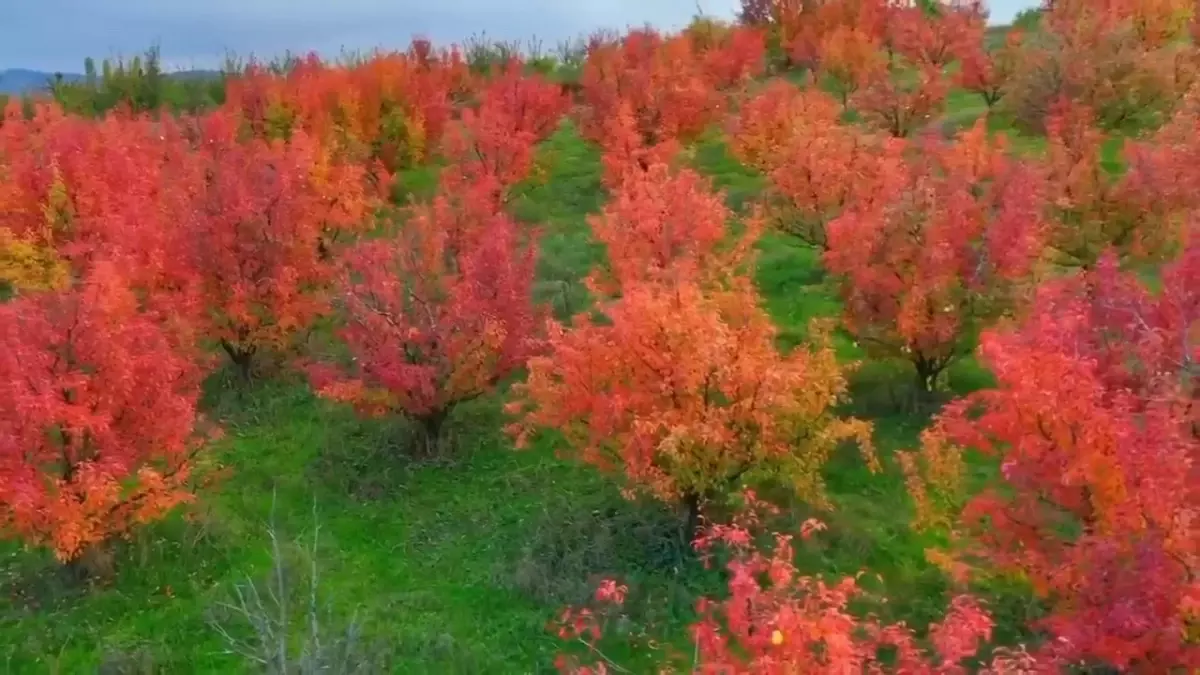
[1,95,1040,672]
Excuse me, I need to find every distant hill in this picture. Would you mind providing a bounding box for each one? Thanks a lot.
[0,69,82,95]
[0,68,223,96]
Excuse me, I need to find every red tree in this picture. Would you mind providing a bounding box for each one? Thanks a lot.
[853,62,949,138]
[957,29,1025,108]
[902,239,1200,670]
[824,121,1048,395]
[182,109,373,377]
[817,25,886,106]
[578,29,722,151]
[728,80,907,250]
[310,186,539,450]
[439,58,569,210]
[728,79,843,174]
[1042,99,1182,268]
[0,263,213,564]
[889,0,986,69]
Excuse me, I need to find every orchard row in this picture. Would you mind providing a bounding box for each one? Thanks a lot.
[0,0,1197,672]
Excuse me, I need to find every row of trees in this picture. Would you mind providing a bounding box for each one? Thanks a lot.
[543,1,1199,672]
[0,1,1196,671]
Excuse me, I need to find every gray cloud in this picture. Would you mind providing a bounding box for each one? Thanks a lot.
[4,0,1036,73]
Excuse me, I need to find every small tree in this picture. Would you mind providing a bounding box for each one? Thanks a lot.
[586,160,754,294]
[728,80,906,251]
[183,109,372,378]
[889,0,985,69]
[310,189,539,453]
[957,29,1025,109]
[1042,99,1181,269]
[438,58,568,207]
[852,61,949,138]
[0,263,212,567]
[578,28,722,152]
[508,278,875,535]
[824,121,1048,397]
[817,25,886,106]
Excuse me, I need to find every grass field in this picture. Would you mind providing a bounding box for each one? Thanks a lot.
[1,88,1049,672]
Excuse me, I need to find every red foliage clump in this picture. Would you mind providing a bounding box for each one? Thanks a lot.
[0,264,213,562]
[181,109,374,375]
[825,121,1048,393]
[553,492,1049,674]
[903,240,1200,670]
[578,29,723,151]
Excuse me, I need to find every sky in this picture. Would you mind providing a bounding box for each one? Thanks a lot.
[3,0,1040,73]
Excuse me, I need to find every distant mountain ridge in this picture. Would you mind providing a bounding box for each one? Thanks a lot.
[0,68,222,95]
[0,69,81,95]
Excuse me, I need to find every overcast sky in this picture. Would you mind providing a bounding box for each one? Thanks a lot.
[3,0,1040,73]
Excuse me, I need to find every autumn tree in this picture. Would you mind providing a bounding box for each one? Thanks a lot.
[594,101,683,190]
[309,185,540,452]
[685,21,768,90]
[824,121,1048,396]
[889,0,986,70]
[438,58,568,210]
[586,160,756,294]
[902,241,1200,670]
[578,28,722,152]
[729,79,907,250]
[853,61,949,138]
[182,109,372,378]
[1042,99,1183,269]
[728,79,842,173]
[780,0,890,71]
[509,269,874,533]
[0,102,191,298]
[1003,0,1191,132]
[0,263,213,567]
[817,25,886,106]
[957,29,1025,109]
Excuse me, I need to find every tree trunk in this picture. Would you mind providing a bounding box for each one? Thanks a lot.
[681,491,704,545]
[913,357,942,410]
[66,541,116,585]
[220,339,255,382]
[415,408,449,456]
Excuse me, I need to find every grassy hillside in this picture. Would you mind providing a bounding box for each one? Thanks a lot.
[0,76,1050,671]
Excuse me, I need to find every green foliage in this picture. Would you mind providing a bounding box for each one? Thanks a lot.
[49,46,226,116]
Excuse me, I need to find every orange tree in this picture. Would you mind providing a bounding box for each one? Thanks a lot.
[508,161,873,532]
[728,80,906,250]
[1042,99,1187,269]
[578,28,723,153]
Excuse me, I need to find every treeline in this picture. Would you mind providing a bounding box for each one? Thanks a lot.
[0,34,601,119]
